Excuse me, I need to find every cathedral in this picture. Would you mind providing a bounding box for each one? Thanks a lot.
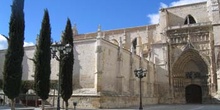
[1,0,220,109]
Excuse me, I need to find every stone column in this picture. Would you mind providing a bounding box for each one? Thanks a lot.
[136,36,142,56]
[116,37,123,94]
[129,45,135,95]
[94,30,103,93]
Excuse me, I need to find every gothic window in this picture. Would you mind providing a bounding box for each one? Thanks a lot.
[132,38,137,54]
[184,15,196,25]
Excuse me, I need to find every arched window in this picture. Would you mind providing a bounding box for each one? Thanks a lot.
[184,15,196,25]
[132,38,137,54]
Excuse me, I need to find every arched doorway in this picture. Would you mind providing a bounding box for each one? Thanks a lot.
[185,84,202,103]
[172,48,209,103]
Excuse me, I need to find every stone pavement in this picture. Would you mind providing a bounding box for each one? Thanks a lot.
[1,104,220,110]
[33,104,220,110]
[107,104,220,110]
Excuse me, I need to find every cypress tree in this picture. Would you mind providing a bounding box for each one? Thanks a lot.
[60,18,74,109]
[3,0,25,109]
[33,9,51,110]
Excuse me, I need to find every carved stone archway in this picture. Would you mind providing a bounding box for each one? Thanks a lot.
[172,48,209,103]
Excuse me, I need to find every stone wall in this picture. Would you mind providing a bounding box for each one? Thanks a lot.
[0,36,161,109]
[0,50,6,79]
[166,2,208,27]
[95,38,159,108]
[0,46,36,81]
[73,39,97,89]
[46,38,160,109]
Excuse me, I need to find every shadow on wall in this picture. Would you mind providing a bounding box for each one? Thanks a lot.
[73,47,82,90]
[168,12,185,26]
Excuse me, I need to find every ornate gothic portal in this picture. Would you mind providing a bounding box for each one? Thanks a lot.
[172,48,209,103]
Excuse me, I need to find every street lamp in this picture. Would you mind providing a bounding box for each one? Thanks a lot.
[50,42,72,110]
[73,102,77,110]
[134,68,147,110]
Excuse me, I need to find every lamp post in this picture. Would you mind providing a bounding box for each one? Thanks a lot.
[73,102,77,110]
[50,42,72,110]
[134,68,147,110]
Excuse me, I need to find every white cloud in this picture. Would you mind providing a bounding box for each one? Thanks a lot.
[0,34,35,50]
[147,14,160,24]
[0,34,7,42]
[0,34,7,50]
[160,2,168,8]
[24,42,34,47]
[147,0,207,24]
[147,2,168,24]
[170,0,206,7]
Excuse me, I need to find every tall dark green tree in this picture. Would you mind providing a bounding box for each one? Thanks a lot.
[3,0,25,109]
[60,18,74,109]
[33,9,51,110]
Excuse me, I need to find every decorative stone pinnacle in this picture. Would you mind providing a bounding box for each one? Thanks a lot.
[73,23,77,29]
[98,24,101,32]
[119,37,122,48]
[72,23,78,35]
[97,24,102,38]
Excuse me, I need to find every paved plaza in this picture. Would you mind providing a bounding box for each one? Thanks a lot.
[1,104,220,110]
[118,104,220,110]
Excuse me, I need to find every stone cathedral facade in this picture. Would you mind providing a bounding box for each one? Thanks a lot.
[1,0,220,109]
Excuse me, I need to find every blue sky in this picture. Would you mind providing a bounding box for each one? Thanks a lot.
[0,0,206,49]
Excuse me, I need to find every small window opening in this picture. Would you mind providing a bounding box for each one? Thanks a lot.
[184,15,196,25]
[132,38,137,54]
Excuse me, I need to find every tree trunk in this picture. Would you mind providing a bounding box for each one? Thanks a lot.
[35,96,37,107]
[41,100,45,110]
[11,99,15,110]
[25,94,27,106]
[53,88,55,106]
[62,99,64,108]
[65,101,68,110]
